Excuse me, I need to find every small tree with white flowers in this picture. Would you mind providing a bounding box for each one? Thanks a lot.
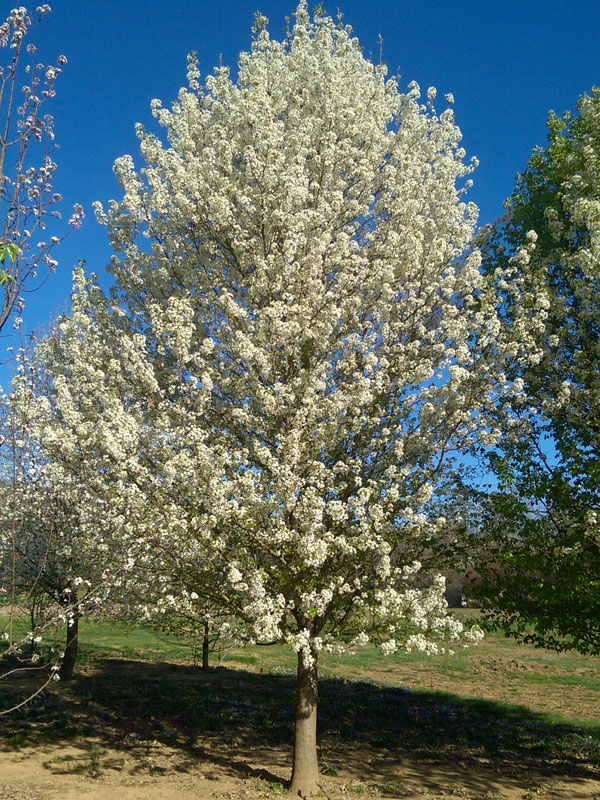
[0,340,115,683]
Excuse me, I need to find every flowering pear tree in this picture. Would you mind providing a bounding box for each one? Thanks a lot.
[0,340,114,685]
[0,5,83,335]
[37,4,541,794]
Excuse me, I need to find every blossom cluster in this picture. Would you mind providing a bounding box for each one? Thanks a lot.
[14,3,544,669]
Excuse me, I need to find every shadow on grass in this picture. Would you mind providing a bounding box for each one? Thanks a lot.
[1,657,599,791]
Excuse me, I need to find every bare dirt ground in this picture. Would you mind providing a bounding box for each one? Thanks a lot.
[1,737,599,799]
[1,657,599,800]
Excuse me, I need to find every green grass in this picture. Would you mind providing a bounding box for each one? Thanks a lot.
[2,607,599,800]
[2,608,600,733]
[0,614,199,663]
[1,611,599,797]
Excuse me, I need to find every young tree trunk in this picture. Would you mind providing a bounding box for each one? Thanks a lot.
[59,595,79,681]
[202,618,210,671]
[29,601,37,660]
[289,646,319,798]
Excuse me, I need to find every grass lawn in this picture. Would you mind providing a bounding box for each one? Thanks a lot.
[1,610,599,799]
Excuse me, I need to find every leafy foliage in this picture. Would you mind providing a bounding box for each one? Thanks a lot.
[474,88,600,653]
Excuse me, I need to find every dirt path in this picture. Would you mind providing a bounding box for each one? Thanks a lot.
[1,739,600,799]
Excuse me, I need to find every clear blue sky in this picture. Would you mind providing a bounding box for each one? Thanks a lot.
[4,0,599,385]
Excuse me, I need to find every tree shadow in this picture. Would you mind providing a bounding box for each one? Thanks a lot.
[1,657,599,794]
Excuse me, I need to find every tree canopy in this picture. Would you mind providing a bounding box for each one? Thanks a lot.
[17,3,541,794]
[473,88,600,655]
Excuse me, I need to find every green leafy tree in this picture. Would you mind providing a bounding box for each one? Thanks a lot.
[473,88,600,654]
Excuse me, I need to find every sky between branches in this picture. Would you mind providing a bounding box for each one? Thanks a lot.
[2,0,598,386]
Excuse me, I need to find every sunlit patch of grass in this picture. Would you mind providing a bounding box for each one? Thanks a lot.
[3,608,600,740]
[254,779,287,795]
[0,613,197,664]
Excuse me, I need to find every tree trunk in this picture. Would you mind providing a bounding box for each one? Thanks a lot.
[59,599,79,681]
[29,602,37,660]
[202,619,210,671]
[289,647,319,798]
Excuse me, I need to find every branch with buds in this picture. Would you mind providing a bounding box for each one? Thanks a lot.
[0,5,83,335]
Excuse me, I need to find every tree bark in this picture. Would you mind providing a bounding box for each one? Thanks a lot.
[29,602,37,660]
[59,597,79,681]
[202,619,210,671]
[289,646,319,798]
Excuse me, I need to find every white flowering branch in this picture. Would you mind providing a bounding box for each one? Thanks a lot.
[0,5,83,335]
